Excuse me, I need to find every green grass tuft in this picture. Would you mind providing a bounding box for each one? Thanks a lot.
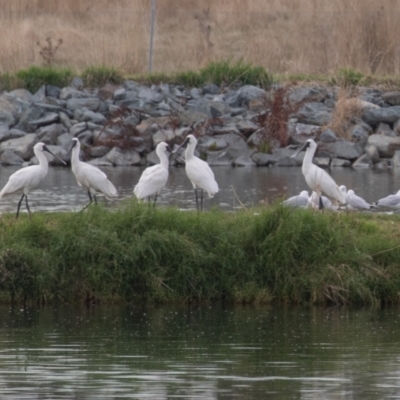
[0,204,399,306]
[15,66,73,93]
[81,66,124,87]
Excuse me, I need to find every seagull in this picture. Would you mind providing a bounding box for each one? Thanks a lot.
[283,190,309,208]
[70,138,117,209]
[340,185,374,210]
[374,190,400,209]
[174,134,218,211]
[291,139,346,209]
[0,142,66,219]
[134,141,170,206]
[308,191,339,211]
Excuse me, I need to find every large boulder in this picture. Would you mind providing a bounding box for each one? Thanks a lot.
[0,133,38,160]
[367,133,400,157]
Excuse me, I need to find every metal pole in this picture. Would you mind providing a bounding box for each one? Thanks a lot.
[148,0,156,72]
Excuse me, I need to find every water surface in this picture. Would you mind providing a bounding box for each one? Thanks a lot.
[0,165,399,214]
[0,305,400,399]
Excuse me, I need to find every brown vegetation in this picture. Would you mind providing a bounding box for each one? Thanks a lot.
[0,0,398,76]
[326,89,364,140]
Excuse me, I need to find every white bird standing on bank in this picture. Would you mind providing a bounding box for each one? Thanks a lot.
[70,138,117,209]
[283,190,309,208]
[374,190,400,209]
[134,141,170,206]
[174,134,218,211]
[0,142,66,219]
[340,185,374,210]
[292,139,346,209]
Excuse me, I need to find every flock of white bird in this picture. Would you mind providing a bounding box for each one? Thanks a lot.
[285,138,400,212]
[0,134,219,218]
[1,135,399,218]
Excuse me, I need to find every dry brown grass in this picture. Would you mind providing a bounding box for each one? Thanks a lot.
[326,89,364,140]
[0,0,399,76]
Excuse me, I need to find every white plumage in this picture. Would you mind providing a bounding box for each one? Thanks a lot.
[183,134,218,211]
[292,139,346,208]
[374,190,400,209]
[70,138,117,208]
[0,142,66,218]
[340,185,374,210]
[134,141,170,205]
[283,190,309,208]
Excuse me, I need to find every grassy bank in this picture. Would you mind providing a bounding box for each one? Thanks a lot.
[1,202,400,306]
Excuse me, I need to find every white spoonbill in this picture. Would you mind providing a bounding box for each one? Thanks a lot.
[175,134,218,211]
[374,190,400,209]
[339,185,374,210]
[291,139,346,209]
[70,138,117,209]
[282,190,309,208]
[0,142,66,219]
[134,141,170,206]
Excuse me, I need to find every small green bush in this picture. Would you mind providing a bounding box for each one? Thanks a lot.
[16,66,73,93]
[81,66,124,87]
[331,68,365,87]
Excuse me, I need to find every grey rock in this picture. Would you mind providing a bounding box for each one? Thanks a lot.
[365,144,380,163]
[198,137,228,151]
[382,91,400,106]
[353,153,373,168]
[138,87,164,103]
[113,88,126,101]
[36,123,66,145]
[251,152,278,166]
[233,155,256,166]
[66,98,100,112]
[29,112,59,129]
[88,158,114,167]
[105,147,141,166]
[367,134,400,157]
[8,89,35,103]
[362,106,400,125]
[350,124,370,146]
[60,87,84,100]
[89,145,111,158]
[392,150,400,167]
[71,77,84,89]
[57,132,74,148]
[275,156,300,166]
[202,83,220,95]
[297,102,332,126]
[322,141,364,160]
[225,85,266,108]
[70,122,90,137]
[236,119,258,134]
[0,133,38,160]
[74,108,106,124]
[330,158,351,167]
[376,122,396,137]
[320,128,338,143]
[0,149,24,165]
[46,85,61,98]
[59,111,72,130]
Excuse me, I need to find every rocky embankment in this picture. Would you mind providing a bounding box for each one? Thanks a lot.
[0,77,400,169]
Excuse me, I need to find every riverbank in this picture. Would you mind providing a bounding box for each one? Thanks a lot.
[1,202,399,306]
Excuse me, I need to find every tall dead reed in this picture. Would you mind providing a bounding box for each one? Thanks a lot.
[0,0,398,76]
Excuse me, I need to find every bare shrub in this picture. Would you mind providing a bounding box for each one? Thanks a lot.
[94,106,143,151]
[326,89,363,140]
[37,37,63,66]
[255,85,309,149]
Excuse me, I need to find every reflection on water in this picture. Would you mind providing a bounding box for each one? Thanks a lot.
[0,165,400,213]
[0,305,400,399]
